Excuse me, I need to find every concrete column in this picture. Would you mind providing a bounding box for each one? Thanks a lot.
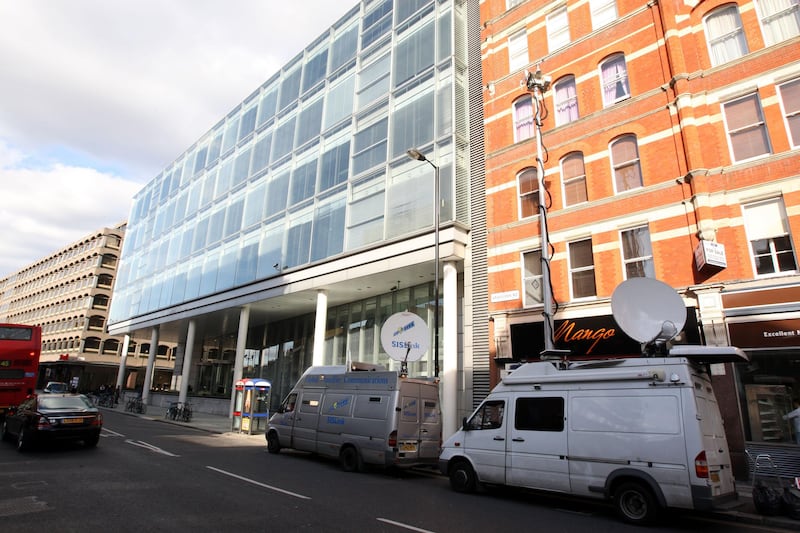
[141,327,159,403]
[313,289,328,366]
[442,260,459,439]
[229,306,250,417]
[115,334,130,391]
[178,320,196,405]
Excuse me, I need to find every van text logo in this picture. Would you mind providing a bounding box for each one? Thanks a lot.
[554,320,616,354]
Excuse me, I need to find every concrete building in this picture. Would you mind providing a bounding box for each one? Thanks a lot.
[107,0,486,433]
[481,0,800,477]
[0,224,174,392]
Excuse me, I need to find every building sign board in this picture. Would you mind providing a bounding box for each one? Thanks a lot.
[728,318,800,349]
[694,240,727,270]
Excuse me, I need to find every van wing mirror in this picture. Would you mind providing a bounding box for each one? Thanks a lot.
[462,416,470,430]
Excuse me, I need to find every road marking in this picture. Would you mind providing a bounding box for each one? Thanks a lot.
[102,428,125,438]
[124,439,179,456]
[0,496,50,517]
[206,466,311,500]
[376,518,437,533]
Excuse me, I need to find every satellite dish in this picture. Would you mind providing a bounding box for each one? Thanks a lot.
[611,278,686,346]
[380,312,431,363]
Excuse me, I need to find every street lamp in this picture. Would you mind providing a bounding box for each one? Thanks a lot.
[406,148,440,378]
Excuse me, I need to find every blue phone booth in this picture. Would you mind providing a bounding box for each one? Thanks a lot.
[232,379,271,434]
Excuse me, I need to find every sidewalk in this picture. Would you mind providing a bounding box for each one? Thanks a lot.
[106,403,800,530]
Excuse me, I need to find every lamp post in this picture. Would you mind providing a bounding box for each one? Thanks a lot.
[406,148,440,378]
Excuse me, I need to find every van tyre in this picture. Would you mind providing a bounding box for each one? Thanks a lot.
[614,482,659,525]
[339,446,363,472]
[266,431,281,454]
[449,460,477,493]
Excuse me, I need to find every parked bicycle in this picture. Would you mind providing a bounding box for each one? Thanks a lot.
[97,393,115,408]
[165,401,192,422]
[125,396,146,414]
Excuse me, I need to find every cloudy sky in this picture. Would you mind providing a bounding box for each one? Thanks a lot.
[0,0,354,277]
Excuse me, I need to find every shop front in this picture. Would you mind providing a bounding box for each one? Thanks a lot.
[723,284,800,479]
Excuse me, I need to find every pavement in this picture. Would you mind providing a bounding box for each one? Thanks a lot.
[103,402,800,530]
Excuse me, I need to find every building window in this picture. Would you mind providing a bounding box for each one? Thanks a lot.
[705,5,749,67]
[778,78,800,148]
[591,0,617,29]
[723,93,771,162]
[569,239,596,299]
[621,226,655,278]
[561,152,587,206]
[554,76,579,125]
[518,168,539,219]
[600,54,630,106]
[507,0,525,9]
[522,249,543,307]
[755,0,800,46]
[547,6,571,52]
[743,198,798,276]
[513,95,535,142]
[508,29,529,72]
[610,135,643,192]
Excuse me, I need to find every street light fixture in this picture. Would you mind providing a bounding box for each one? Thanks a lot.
[406,148,440,378]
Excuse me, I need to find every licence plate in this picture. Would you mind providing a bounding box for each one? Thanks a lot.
[400,442,417,452]
[62,418,84,424]
[710,471,720,483]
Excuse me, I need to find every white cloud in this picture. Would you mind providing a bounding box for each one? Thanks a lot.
[0,0,354,276]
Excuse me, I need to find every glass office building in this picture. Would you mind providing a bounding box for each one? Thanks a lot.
[108,0,485,430]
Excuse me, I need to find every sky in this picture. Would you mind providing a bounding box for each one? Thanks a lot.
[0,0,355,277]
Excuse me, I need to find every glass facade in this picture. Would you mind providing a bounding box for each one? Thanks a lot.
[109,0,466,325]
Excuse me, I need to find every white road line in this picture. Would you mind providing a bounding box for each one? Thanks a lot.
[206,466,311,500]
[102,428,125,438]
[124,439,179,456]
[376,518,437,533]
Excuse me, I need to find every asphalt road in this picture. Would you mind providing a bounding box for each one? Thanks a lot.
[0,410,793,532]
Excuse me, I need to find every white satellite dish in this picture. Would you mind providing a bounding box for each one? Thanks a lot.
[380,312,431,363]
[611,278,686,345]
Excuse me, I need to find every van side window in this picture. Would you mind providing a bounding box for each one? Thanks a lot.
[283,393,297,413]
[515,397,564,431]
[466,400,505,430]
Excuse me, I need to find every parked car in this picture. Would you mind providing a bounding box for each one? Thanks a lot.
[1,394,102,451]
[43,381,69,394]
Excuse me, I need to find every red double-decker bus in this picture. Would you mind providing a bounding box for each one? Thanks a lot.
[0,323,41,417]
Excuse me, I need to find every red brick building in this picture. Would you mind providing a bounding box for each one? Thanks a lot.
[481,0,800,477]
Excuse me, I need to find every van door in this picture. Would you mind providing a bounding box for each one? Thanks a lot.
[461,398,508,485]
[397,382,441,462]
[507,395,570,492]
[292,390,321,452]
[693,384,736,495]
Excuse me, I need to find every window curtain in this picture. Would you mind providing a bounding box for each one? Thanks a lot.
[758,0,800,45]
[514,97,534,141]
[707,7,748,66]
[555,78,579,124]
[601,56,629,104]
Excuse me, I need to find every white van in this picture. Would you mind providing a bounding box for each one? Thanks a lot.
[439,346,746,524]
[267,363,441,472]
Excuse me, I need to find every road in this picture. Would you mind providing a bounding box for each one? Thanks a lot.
[0,410,793,532]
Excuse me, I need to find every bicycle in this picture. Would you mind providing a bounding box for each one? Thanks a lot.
[125,396,147,414]
[177,402,192,422]
[165,401,179,420]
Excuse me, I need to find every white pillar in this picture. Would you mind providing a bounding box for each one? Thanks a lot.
[313,289,328,366]
[230,306,250,417]
[115,334,130,392]
[141,327,159,403]
[442,260,459,439]
[178,320,196,404]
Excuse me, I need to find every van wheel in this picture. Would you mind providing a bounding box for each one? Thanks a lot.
[266,431,281,454]
[339,446,363,473]
[449,460,477,493]
[614,482,659,525]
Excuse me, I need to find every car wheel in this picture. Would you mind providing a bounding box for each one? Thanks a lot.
[339,446,363,473]
[16,427,30,452]
[84,434,100,448]
[614,481,660,525]
[266,431,281,454]
[449,460,477,493]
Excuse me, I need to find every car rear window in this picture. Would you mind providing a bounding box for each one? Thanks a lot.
[38,396,94,410]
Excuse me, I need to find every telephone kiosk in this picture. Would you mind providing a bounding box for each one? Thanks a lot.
[232,379,271,434]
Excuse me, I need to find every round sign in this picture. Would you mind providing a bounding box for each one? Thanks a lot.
[380,312,431,362]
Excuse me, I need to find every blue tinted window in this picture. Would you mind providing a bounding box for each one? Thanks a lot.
[251,133,272,174]
[279,68,302,110]
[243,183,266,228]
[236,237,259,286]
[290,159,317,205]
[285,218,312,268]
[193,217,209,252]
[302,49,328,94]
[193,146,208,175]
[311,198,345,262]
[222,118,240,155]
[395,0,431,26]
[232,148,252,188]
[257,87,277,127]
[224,198,244,238]
[352,118,388,175]
[207,209,225,246]
[320,142,350,191]
[330,25,358,73]
[391,91,434,158]
[239,106,258,140]
[266,172,290,218]
[394,20,435,87]
[207,131,223,165]
[295,99,324,148]
[362,0,393,49]
[272,117,296,162]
